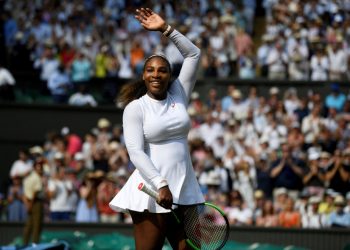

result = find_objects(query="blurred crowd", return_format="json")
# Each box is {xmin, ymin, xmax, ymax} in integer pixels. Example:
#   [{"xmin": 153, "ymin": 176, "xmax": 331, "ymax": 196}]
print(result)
[
  {"xmin": 1, "ymin": 83, "xmax": 350, "ymax": 228},
  {"xmin": 2, "ymin": 0, "xmax": 350, "ymax": 105}
]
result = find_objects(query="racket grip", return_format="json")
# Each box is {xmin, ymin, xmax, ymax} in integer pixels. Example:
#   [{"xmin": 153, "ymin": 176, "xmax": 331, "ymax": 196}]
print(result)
[{"xmin": 138, "ymin": 182, "xmax": 159, "ymax": 200}]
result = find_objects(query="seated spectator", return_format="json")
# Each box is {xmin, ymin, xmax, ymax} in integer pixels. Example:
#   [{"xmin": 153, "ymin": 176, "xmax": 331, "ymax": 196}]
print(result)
[
  {"xmin": 278, "ymin": 197, "xmax": 301, "ymax": 228},
  {"xmin": 325, "ymin": 83, "xmax": 347, "ymax": 112},
  {"xmin": 318, "ymin": 189, "xmax": 336, "ymax": 215},
  {"xmin": 255, "ymin": 199, "xmax": 279, "ymax": 227},
  {"xmin": 68, "ymin": 84, "xmax": 97, "ymax": 107},
  {"xmin": 252, "ymin": 189, "xmax": 266, "ymax": 221},
  {"xmin": 0, "ymin": 63, "xmax": 16, "ymax": 101},
  {"xmin": 327, "ymin": 195, "xmax": 350, "ymax": 228},
  {"xmin": 302, "ymin": 196, "xmax": 326, "ymax": 228},
  {"xmin": 227, "ymin": 190, "xmax": 253, "ymax": 226},
  {"xmin": 273, "ymin": 187, "xmax": 289, "ymax": 213}
]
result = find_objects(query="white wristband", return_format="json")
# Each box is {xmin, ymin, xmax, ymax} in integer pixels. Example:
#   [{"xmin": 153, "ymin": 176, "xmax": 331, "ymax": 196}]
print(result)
[
  {"xmin": 162, "ymin": 25, "xmax": 172, "ymax": 37},
  {"xmin": 157, "ymin": 179, "xmax": 168, "ymax": 190}
]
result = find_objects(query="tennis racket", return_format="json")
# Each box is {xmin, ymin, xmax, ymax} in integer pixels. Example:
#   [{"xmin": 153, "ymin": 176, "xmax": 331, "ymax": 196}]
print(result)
[{"xmin": 138, "ymin": 182, "xmax": 229, "ymax": 250}]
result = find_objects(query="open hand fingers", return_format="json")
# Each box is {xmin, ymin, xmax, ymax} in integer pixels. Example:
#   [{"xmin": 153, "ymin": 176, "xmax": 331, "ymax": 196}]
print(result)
[
  {"xmin": 144, "ymin": 8, "xmax": 153, "ymax": 16},
  {"xmin": 135, "ymin": 9, "xmax": 147, "ymax": 21}
]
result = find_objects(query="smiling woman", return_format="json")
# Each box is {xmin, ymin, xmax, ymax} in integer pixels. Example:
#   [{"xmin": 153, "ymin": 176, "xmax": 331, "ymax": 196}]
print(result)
[
  {"xmin": 143, "ymin": 55, "xmax": 172, "ymax": 100},
  {"xmin": 109, "ymin": 7, "xmax": 204, "ymax": 250}
]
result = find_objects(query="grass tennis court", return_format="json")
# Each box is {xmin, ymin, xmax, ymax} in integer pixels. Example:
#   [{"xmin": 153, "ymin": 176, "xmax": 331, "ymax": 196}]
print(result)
[{"xmin": 4, "ymin": 230, "xmax": 307, "ymax": 250}]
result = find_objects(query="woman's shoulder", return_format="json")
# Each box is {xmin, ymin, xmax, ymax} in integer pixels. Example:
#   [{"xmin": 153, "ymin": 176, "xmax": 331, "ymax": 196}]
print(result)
[{"xmin": 123, "ymin": 98, "xmax": 144, "ymax": 116}]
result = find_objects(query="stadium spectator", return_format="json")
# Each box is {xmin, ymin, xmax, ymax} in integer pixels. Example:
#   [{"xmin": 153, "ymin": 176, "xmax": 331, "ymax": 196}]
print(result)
[
  {"xmin": 95, "ymin": 118, "xmax": 113, "ymax": 149},
  {"xmin": 324, "ymin": 83, "xmax": 347, "ymax": 112},
  {"xmin": 47, "ymin": 64, "xmax": 72, "ymax": 104},
  {"xmin": 327, "ymin": 195, "xmax": 350, "ymax": 228},
  {"xmin": 70, "ymin": 50, "xmax": 93, "ymax": 87},
  {"xmin": 327, "ymin": 38, "xmax": 347, "ymax": 81},
  {"xmin": 9, "ymin": 149, "xmax": 33, "ymax": 179},
  {"xmin": 266, "ymin": 41, "xmax": 288, "ymax": 80},
  {"xmin": 301, "ymin": 196, "xmax": 326, "ymax": 228},
  {"xmin": 97, "ymin": 173, "xmax": 120, "ymax": 223},
  {"xmin": 220, "ymin": 85, "xmax": 236, "ymax": 112},
  {"xmin": 278, "ymin": 197, "xmax": 301, "ymax": 228},
  {"xmin": 302, "ymin": 152, "xmax": 326, "ymax": 197},
  {"xmin": 198, "ymin": 112, "xmax": 224, "ymax": 147},
  {"xmin": 75, "ymin": 171, "xmax": 101, "ymax": 222},
  {"xmin": 227, "ymin": 190, "xmax": 253, "ymax": 226},
  {"xmin": 6, "ymin": 175, "xmax": 26, "ymax": 222},
  {"xmin": 68, "ymin": 84, "xmax": 98, "ymax": 107},
  {"xmin": 310, "ymin": 45, "xmax": 329, "ymax": 81},
  {"xmin": 22, "ymin": 160, "xmax": 45, "ymax": 245},
  {"xmin": 255, "ymin": 199, "xmax": 279, "ymax": 227},
  {"xmin": 47, "ymin": 162, "xmax": 74, "ymax": 221},
  {"xmin": 0, "ymin": 63, "xmax": 16, "ymax": 101},
  {"xmin": 33, "ymin": 44, "xmax": 60, "ymax": 92},
  {"xmin": 238, "ymin": 48, "xmax": 256, "ymax": 79},
  {"xmin": 60, "ymin": 127, "xmax": 82, "ymax": 161},
  {"xmin": 270, "ymin": 144, "xmax": 304, "ymax": 197},
  {"xmin": 325, "ymin": 150, "xmax": 350, "ymax": 196},
  {"xmin": 255, "ymin": 154, "xmax": 273, "ymax": 199}
]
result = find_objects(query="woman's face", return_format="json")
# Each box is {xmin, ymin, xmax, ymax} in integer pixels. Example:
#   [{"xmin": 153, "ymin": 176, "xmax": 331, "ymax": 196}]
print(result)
[{"xmin": 143, "ymin": 57, "xmax": 171, "ymax": 100}]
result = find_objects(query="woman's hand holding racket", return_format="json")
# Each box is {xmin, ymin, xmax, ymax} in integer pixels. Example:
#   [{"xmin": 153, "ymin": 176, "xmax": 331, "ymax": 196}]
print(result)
[
  {"xmin": 138, "ymin": 183, "xmax": 229, "ymax": 250},
  {"xmin": 158, "ymin": 185, "xmax": 173, "ymax": 209}
]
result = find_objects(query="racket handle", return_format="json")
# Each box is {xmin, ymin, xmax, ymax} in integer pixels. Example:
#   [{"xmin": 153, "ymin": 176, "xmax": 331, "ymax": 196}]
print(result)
[{"xmin": 138, "ymin": 182, "xmax": 159, "ymax": 200}]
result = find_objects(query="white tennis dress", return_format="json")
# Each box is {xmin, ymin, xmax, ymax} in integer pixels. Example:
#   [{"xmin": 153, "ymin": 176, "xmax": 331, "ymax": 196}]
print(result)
[{"xmin": 109, "ymin": 30, "xmax": 204, "ymax": 213}]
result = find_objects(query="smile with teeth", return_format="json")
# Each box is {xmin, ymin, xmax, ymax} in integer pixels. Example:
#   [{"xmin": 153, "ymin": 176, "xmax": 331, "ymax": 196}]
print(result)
[{"xmin": 151, "ymin": 81, "xmax": 162, "ymax": 87}]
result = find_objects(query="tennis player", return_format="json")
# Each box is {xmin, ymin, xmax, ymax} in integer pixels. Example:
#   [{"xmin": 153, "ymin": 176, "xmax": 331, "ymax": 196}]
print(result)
[{"xmin": 109, "ymin": 7, "xmax": 204, "ymax": 250}]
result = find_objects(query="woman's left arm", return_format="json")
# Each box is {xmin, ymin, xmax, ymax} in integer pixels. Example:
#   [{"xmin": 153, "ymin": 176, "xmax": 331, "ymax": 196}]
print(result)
[{"xmin": 167, "ymin": 30, "xmax": 201, "ymax": 101}]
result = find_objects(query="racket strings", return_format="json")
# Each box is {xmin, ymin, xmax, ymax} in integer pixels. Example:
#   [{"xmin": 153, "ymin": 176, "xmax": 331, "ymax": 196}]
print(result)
[{"xmin": 182, "ymin": 205, "xmax": 229, "ymax": 250}]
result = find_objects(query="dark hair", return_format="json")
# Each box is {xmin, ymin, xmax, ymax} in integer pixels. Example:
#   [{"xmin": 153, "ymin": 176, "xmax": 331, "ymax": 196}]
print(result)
[
  {"xmin": 117, "ymin": 79, "xmax": 147, "ymax": 107},
  {"xmin": 117, "ymin": 55, "xmax": 172, "ymax": 107}
]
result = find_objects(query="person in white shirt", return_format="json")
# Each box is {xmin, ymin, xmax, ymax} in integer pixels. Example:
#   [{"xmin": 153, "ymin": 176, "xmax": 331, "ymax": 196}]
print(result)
[
  {"xmin": 302, "ymin": 196, "xmax": 327, "ymax": 228},
  {"xmin": 310, "ymin": 46, "xmax": 329, "ymax": 81},
  {"xmin": 9, "ymin": 149, "xmax": 33, "ymax": 179},
  {"xmin": 328, "ymin": 39, "xmax": 348, "ymax": 81},
  {"xmin": 34, "ymin": 46, "xmax": 60, "ymax": 85},
  {"xmin": 198, "ymin": 112, "xmax": 225, "ymax": 147},
  {"xmin": 266, "ymin": 41, "xmax": 288, "ymax": 80},
  {"xmin": 68, "ymin": 84, "xmax": 97, "ymax": 107},
  {"xmin": 0, "ymin": 64, "xmax": 16, "ymax": 101},
  {"xmin": 47, "ymin": 165, "xmax": 74, "ymax": 221}
]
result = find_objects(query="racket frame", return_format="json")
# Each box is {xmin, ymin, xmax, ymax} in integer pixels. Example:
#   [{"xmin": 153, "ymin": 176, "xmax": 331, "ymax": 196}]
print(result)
[{"xmin": 138, "ymin": 182, "xmax": 229, "ymax": 250}]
